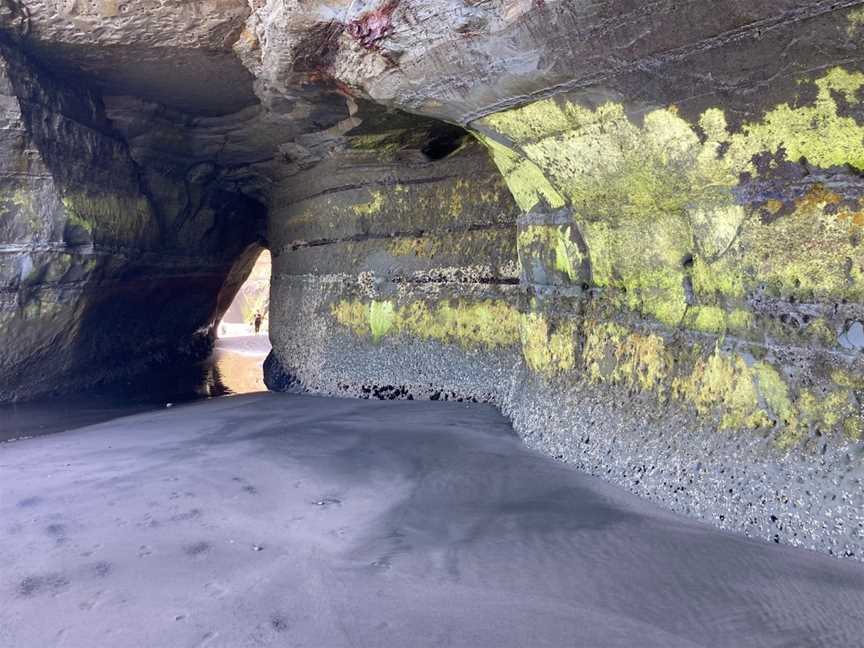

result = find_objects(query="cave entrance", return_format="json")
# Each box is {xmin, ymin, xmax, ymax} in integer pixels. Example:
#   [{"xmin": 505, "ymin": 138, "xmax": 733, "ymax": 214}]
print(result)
[
  {"xmin": 219, "ymin": 249, "xmax": 271, "ymax": 339},
  {"xmin": 207, "ymin": 248, "xmax": 272, "ymax": 395}
]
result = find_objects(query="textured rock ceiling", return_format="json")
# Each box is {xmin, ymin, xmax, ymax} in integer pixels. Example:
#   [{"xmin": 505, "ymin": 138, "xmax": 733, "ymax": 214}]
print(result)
[{"xmin": 7, "ymin": 0, "xmax": 256, "ymax": 115}]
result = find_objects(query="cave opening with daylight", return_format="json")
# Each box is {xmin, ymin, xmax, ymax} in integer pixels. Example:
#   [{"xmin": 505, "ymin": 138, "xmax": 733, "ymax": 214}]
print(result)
[{"xmin": 220, "ymin": 249, "xmax": 272, "ymax": 339}]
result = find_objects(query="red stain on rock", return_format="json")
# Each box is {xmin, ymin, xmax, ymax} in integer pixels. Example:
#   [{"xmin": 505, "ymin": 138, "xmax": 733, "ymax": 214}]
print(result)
[
  {"xmin": 346, "ymin": 1, "xmax": 399, "ymax": 50},
  {"xmin": 332, "ymin": 78, "xmax": 357, "ymax": 97},
  {"xmin": 294, "ymin": 21, "xmax": 345, "ymax": 73}
]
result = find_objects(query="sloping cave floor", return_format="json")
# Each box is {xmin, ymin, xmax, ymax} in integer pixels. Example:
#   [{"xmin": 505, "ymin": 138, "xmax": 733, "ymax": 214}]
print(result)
[{"xmin": 2, "ymin": 391, "xmax": 864, "ymax": 647}]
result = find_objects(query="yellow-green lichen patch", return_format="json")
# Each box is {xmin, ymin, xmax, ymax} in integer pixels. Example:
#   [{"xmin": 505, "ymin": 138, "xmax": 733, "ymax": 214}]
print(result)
[
  {"xmin": 20, "ymin": 296, "xmax": 64, "ymax": 321},
  {"xmin": 741, "ymin": 185, "xmax": 864, "ymax": 302},
  {"xmin": 61, "ymin": 192, "xmax": 157, "ymax": 245},
  {"xmin": 336, "ymin": 298, "xmax": 843, "ymax": 449},
  {"xmin": 351, "ymin": 191, "xmax": 384, "ymax": 217},
  {"xmin": 668, "ymin": 345, "xmax": 848, "ymax": 445},
  {"xmin": 349, "ymin": 131, "xmax": 409, "ymax": 153},
  {"xmin": 520, "ymin": 312, "xmax": 576, "ymax": 374},
  {"xmin": 727, "ymin": 309, "xmax": 754, "ymax": 335},
  {"xmin": 475, "ymin": 68, "xmax": 864, "ymax": 325},
  {"xmin": 331, "ymin": 298, "xmax": 521, "ymax": 349},
  {"xmin": 795, "ymin": 388, "xmax": 859, "ymax": 446},
  {"xmin": 684, "ymin": 306, "xmax": 754, "ymax": 336},
  {"xmin": 673, "ymin": 350, "xmax": 766, "ymax": 430},
  {"xmin": 688, "ymin": 306, "xmax": 728, "ymax": 335},
  {"xmin": 849, "ymin": 7, "xmax": 864, "ymax": 36},
  {"xmin": 753, "ymin": 363, "xmax": 795, "ymax": 427},
  {"xmin": 383, "ymin": 228, "xmax": 517, "ymax": 266},
  {"xmin": 42, "ymin": 253, "xmax": 75, "ymax": 283},
  {"xmin": 735, "ymin": 68, "xmax": 864, "ymax": 171},
  {"xmin": 369, "ymin": 301, "xmax": 395, "ymax": 340},
  {"xmin": 690, "ymin": 255, "xmax": 746, "ymax": 300},
  {"xmin": 582, "ymin": 321, "xmax": 626, "ymax": 383},
  {"xmin": 0, "ymin": 188, "xmax": 44, "ymax": 234},
  {"xmin": 483, "ymin": 100, "xmax": 730, "ymax": 325},
  {"xmin": 331, "ymin": 299, "xmax": 369, "ymax": 337},
  {"xmin": 481, "ymin": 97, "xmax": 588, "ymax": 142},
  {"xmin": 541, "ymin": 313, "xmax": 861, "ymax": 445},
  {"xmin": 517, "ymin": 225, "xmax": 584, "ymax": 282},
  {"xmin": 474, "ymin": 134, "xmax": 565, "ymax": 212},
  {"xmin": 831, "ymin": 368, "xmax": 864, "ymax": 390},
  {"xmin": 398, "ymin": 299, "xmax": 521, "ymax": 348},
  {"xmin": 290, "ymin": 172, "xmax": 511, "ymax": 240},
  {"xmin": 65, "ymin": 210, "xmax": 94, "ymax": 237},
  {"xmin": 843, "ymin": 415, "xmax": 863, "ymax": 441},
  {"xmin": 807, "ymin": 319, "xmax": 837, "ymax": 346},
  {"xmin": 582, "ymin": 321, "xmax": 670, "ymax": 393},
  {"xmin": 386, "ymin": 237, "xmax": 429, "ymax": 258},
  {"xmin": 581, "ymin": 218, "xmax": 692, "ymax": 326}
]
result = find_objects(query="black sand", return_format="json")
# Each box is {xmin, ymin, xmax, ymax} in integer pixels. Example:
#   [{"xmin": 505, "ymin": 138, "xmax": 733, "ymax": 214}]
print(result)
[{"xmin": 2, "ymin": 393, "xmax": 864, "ymax": 646}]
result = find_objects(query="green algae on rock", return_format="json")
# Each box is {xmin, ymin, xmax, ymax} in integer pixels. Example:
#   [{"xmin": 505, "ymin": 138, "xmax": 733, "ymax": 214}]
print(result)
[
  {"xmin": 520, "ymin": 310, "xmax": 576, "ymax": 374},
  {"xmin": 474, "ymin": 67, "xmax": 864, "ymax": 328},
  {"xmin": 332, "ymin": 298, "xmax": 522, "ymax": 349}
]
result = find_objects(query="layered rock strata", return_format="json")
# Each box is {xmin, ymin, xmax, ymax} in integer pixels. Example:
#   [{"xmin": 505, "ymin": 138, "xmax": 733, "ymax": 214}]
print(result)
[{"xmin": 261, "ymin": 1, "xmax": 864, "ymax": 557}]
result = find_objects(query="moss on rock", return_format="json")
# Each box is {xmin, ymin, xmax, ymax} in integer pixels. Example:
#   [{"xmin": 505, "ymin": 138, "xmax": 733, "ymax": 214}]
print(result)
[
  {"xmin": 473, "ymin": 66, "xmax": 864, "ymax": 335},
  {"xmin": 520, "ymin": 310, "xmax": 576, "ymax": 374},
  {"xmin": 331, "ymin": 297, "xmax": 521, "ymax": 349}
]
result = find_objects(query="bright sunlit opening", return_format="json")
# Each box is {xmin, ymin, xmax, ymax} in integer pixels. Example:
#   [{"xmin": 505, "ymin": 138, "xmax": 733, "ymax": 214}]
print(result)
[{"xmin": 219, "ymin": 249, "xmax": 271, "ymax": 338}]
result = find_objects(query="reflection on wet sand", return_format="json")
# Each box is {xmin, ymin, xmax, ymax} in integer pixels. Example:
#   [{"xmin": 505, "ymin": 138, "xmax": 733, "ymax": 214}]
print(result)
[
  {"xmin": 209, "ymin": 335, "xmax": 269, "ymax": 395},
  {"xmin": 0, "ymin": 335, "xmax": 270, "ymax": 441}
]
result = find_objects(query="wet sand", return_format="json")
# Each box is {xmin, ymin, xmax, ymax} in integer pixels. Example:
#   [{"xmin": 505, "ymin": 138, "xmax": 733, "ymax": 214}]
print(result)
[
  {"xmin": 0, "ymin": 335, "xmax": 270, "ymax": 442},
  {"xmin": 2, "ymin": 393, "xmax": 863, "ymax": 647}
]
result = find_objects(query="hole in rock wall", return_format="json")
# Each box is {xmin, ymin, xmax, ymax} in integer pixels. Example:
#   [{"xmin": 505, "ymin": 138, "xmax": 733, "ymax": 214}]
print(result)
[
  {"xmin": 421, "ymin": 123, "xmax": 469, "ymax": 161},
  {"xmin": 219, "ymin": 249, "xmax": 271, "ymax": 338},
  {"xmin": 1, "ymin": 249, "xmax": 272, "ymax": 439},
  {"xmin": 212, "ymin": 249, "xmax": 272, "ymax": 393}
]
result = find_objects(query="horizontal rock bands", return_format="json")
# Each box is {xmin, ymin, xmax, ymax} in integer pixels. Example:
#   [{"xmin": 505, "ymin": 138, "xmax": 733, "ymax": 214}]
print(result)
[
  {"xmin": 275, "ymin": 172, "xmax": 468, "ymax": 205},
  {"xmin": 273, "ymin": 222, "xmax": 515, "ymax": 255},
  {"xmin": 0, "ymin": 243, "xmax": 245, "ymax": 265},
  {"xmin": 461, "ymin": 0, "xmax": 864, "ymax": 123}
]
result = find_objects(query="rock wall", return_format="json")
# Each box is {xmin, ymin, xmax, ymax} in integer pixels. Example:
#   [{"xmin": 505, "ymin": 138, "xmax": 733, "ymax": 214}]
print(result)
[
  {"xmin": 260, "ymin": 1, "xmax": 864, "ymax": 557},
  {"xmin": 266, "ymin": 117, "xmax": 523, "ymax": 400},
  {"xmin": 0, "ymin": 38, "xmax": 265, "ymax": 400}
]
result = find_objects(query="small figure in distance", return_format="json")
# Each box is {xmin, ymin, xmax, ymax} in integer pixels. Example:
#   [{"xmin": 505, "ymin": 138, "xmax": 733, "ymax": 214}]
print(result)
[{"xmin": 254, "ymin": 311, "xmax": 263, "ymax": 335}]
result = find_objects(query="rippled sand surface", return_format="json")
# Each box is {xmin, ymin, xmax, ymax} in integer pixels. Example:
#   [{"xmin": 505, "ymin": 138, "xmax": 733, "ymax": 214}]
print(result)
[{"xmin": 2, "ymin": 393, "xmax": 863, "ymax": 647}]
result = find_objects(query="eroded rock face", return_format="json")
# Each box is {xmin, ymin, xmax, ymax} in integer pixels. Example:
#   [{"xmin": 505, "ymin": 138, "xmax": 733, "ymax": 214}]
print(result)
[
  {"xmin": 1, "ymin": 0, "xmax": 864, "ymax": 557},
  {"xmin": 0, "ymin": 37, "xmax": 265, "ymax": 400},
  {"xmin": 256, "ymin": 0, "xmax": 864, "ymax": 557}
]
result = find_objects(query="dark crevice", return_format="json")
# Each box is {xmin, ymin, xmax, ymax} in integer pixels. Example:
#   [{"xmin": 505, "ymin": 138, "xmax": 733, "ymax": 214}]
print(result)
[{"xmin": 421, "ymin": 123, "xmax": 469, "ymax": 161}]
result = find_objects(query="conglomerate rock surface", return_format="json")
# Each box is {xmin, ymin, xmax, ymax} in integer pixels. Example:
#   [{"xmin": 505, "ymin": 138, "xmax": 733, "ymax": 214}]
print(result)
[{"xmin": 2, "ymin": 0, "xmax": 864, "ymax": 557}]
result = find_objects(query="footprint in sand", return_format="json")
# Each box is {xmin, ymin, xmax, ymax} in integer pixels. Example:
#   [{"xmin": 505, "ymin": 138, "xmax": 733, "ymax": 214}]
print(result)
[
  {"xmin": 91, "ymin": 561, "xmax": 112, "ymax": 578},
  {"xmin": 194, "ymin": 631, "xmax": 219, "ymax": 646},
  {"xmin": 78, "ymin": 589, "xmax": 105, "ymax": 611},
  {"xmin": 17, "ymin": 573, "xmax": 71, "ymax": 598},
  {"xmin": 183, "ymin": 541, "xmax": 212, "ymax": 559},
  {"xmin": 204, "ymin": 581, "xmax": 229, "ymax": 599},
  {"xmin": 270, "ymin": 614, "xmax": 289, "ymax": 633}
]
